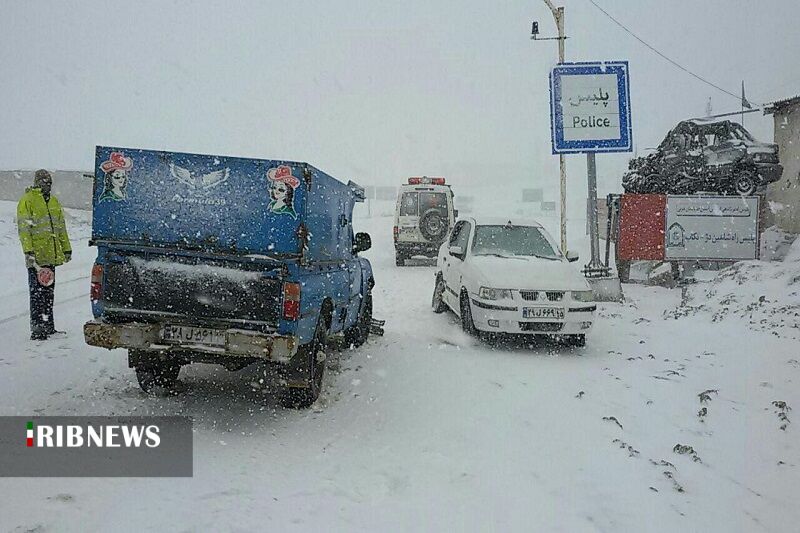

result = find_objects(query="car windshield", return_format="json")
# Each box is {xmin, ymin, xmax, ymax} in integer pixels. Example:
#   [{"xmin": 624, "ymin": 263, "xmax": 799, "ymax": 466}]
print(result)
[
  {"xmin": 472, "ymin": 225, "xmax": 559, "ymax": 258},
  {"xmin": 728, "ymin": 123, "xmax": 755, "ymax": 142}
]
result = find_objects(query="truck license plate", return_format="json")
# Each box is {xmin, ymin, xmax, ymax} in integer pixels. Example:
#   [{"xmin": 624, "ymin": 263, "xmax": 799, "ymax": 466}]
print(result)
[
  {"xmin": 523, "ymin": 307, "xmax": 564, "ymax": 319},
  {"xmin": 160, "ymin": 325, "xmax": 226, "ymax": 347}
]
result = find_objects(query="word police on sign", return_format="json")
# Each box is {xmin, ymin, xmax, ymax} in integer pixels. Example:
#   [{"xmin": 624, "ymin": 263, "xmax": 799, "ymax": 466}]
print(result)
[{"xmin": 550, "ymin": 61, "xmax": 632, "ymax": 154}]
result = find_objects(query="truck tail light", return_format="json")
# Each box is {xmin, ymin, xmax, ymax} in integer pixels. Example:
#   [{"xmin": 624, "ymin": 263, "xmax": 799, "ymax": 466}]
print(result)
[
  {"xmin": 90, "ymin": 263, "xmax": 103, "ymax": 301},
  {"xmin": 393, "ymin": 226, "xmax": 399, "ymax": 240},
  {"xmin": 282, "ymin": 282, "xmax": 301, "ymax": 320}
]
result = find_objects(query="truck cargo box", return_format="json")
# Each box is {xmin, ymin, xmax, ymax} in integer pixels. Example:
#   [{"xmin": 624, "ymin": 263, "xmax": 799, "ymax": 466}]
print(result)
[{"xmin": 91, "ymin": 146, "xmax": 364, "ymax": 261}]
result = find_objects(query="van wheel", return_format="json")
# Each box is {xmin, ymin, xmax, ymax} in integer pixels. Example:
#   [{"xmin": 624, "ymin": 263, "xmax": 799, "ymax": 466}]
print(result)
[
  {"xmin": 134, "ymin": 359, "xmax": 181, "ymax": 393},
  {"xmin": 395, "ymin": 253, "xmax": 405, "ymax": 266},
  {"xmin": 460, "ymin": 291, "xmax": 477, "ymax": 335},
  {"xmin": 432, "ymin": 274, "xmax": 447, "ymax": 313},
  {"xmin": 344, "ymin": 292, "xmax": 372, "ymax": 348},
  {"xmin": 279, "ymin": 312, "xmax": 328, "ymax": 409}
]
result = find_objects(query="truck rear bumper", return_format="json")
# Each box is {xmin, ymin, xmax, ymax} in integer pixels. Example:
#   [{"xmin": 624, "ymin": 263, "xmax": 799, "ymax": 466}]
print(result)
[{"xmin": 83, "ymin": 320, "xmax": 298, "ymax": 363}]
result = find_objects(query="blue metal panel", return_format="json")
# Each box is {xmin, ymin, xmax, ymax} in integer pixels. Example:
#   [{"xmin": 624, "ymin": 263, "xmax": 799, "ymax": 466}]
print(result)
[
  {"xmin": 549, "ymin": 61, "xmax": 633, "ymax": 154},
  {"xmin": 92, "ymin": 146, "xmax": 310, "ymax": 256}
]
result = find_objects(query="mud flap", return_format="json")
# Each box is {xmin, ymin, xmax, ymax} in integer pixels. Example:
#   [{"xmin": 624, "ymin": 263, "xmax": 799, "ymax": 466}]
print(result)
[{"xmin": 370, "ymin": 318, "xmax": 386, "ymax": 336}]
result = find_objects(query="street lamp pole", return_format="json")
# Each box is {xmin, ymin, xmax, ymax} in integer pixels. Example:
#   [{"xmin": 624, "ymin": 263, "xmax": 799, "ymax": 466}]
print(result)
[{"xmin": 542, "ymin": 0, "xmax": 568, "ymax": 252}]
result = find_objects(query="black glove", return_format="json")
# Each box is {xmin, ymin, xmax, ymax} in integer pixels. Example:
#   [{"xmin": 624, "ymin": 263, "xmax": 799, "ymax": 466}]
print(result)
[
  {"xmin": 25, "ymin": 253, "xmax": 37, "ymax": 269},
  {"xmin": 64, "ymin": 251, "xmax": 72, "ymax": 263}
]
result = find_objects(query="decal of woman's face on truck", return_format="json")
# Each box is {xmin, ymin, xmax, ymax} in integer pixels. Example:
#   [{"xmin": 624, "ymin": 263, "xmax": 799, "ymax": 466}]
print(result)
[
  {"xmin": 267, "ymin": 165, "xmax": 300, "ymax": 219},
  {"xmin": 99, "ymin": 151, "xmax": 133, "ymax": 203}
]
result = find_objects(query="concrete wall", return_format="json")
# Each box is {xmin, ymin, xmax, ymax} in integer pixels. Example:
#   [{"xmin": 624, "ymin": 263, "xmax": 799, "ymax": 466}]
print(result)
[
  {"xmin": 0, "ymin": 170, "xmax": 93, "ymax": 211},
  {"xmin": 767, "ymin": 104, "xmax": 800, "ymax": 233}
]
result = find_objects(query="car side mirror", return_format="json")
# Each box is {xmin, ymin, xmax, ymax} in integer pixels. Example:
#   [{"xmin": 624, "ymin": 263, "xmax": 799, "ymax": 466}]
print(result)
[
  {"xmin": 566, "ymin": 250, "xmax": 579, "ymax": 262},
  {"xmin": 453, "ymin": 209, "xmax": 459, "ymax": 218},
  {"xmin": 353, "ymin": 232, "xmax": 371, "ymax": 254},
  {"xmin": 449, "ymin": 245, "xmax": 464, "ymax": 257}
]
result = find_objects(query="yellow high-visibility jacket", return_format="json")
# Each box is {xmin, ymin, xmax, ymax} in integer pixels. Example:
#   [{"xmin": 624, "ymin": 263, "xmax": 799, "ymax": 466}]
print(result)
[{"xmin": 16, "ymin": 187, "xmax": 72, "ymax": 267}]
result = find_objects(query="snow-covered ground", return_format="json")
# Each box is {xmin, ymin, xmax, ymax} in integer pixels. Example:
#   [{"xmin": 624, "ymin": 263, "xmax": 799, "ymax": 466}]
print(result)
[{"xmin": 0, "ymin": 199, "xmax": 798, "ymax": 532}]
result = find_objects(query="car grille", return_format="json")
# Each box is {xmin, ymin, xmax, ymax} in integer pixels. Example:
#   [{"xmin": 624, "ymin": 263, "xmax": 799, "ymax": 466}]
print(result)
[
  {"xmin": 519, "ymin": 322, "xmax": 563, "ymax": 332},
  {"xmin": 520, "ymin": 290, "xmax": 564, "ymax": 302}
]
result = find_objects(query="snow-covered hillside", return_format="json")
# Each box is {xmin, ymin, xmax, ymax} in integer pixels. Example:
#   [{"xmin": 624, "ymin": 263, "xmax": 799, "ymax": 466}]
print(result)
[{"xmin": 0, "ymin": 200, "xmax": 798, "ymax": 532}]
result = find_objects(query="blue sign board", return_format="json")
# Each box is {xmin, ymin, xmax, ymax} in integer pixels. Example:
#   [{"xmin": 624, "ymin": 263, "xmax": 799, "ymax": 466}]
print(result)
[{"xmin": 550, "ymin": 61, "xmax": 632, "ymax": 154}]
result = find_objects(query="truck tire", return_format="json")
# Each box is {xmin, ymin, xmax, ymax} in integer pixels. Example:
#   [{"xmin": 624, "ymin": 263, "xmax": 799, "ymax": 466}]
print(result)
[
  {"xmin": 432, "ymin": 274, "xmax": 447, "ymax": 313},
  {"xmin": 419, "ymin": 208, "xmax": 448, "ymax": 243},
  {"xmin": 344, "ymin": 292, "xmax": 372, "ymax": 348},
  {"xmin": 279, "ymin": 312, "xmax": 329, "ymax": 409},
  {"xmin": 460, "ymin": 290, "xmax": 478, "ymax": 336},
  {"xmin": 134, "ymin": 357, "xmax": 181, "ymax": 393},
  {"xmin": 395, "ymin": 253, "xmax": 405, "ymax": 267}
]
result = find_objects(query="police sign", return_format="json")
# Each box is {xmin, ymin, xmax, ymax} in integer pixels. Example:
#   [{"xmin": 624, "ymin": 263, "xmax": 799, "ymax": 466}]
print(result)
[{"xmin": 550, "ymin": 61, "xmax": 632, "ymax": 154}]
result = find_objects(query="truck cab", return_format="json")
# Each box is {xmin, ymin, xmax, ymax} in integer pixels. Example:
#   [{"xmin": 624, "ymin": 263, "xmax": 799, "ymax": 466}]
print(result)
[
  {"xmin": 393, "ymin": 176, "xmax": 456, "ymax": 266},
  {"xmin": 83, "ymin": 146, "xmax": 374, "ymax": 408}
]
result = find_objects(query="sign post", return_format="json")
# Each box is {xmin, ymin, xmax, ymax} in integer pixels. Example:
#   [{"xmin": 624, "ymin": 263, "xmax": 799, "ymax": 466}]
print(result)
[{"xmin": 550, "ymin": 61, "xmax": 632, "ymax": 299}]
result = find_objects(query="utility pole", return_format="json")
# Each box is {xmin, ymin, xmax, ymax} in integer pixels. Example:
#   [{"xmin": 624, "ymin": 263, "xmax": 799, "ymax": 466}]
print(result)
[{"xmin": 542, "ymin": 0, "xmax": 568, "ymax": 252}]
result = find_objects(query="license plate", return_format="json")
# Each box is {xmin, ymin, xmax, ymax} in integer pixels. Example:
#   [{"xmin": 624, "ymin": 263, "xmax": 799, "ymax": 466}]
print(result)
[
  {"xmin": 523, "ymin": 307, "xmax": 564, "ymax": 319},
  {"xmin": 160, "ymin": 324, "xmax": 226, "ymax": 347}
]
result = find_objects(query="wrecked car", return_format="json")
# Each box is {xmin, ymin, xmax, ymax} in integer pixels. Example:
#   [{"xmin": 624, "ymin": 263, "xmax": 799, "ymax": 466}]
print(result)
[{"xmin": 622, "ymin": 119, "xmax": 782, "ymax": 196}]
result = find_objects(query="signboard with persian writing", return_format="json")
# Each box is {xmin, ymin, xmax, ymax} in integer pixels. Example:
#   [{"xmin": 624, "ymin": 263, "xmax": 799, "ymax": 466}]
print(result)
[
  {"xmin": 664, "ymin": 195, "xmax": 759, "ymax": 261},
  {"xmin": 550, "ymin": 61, "xmax": 632, "ymax": 154}
]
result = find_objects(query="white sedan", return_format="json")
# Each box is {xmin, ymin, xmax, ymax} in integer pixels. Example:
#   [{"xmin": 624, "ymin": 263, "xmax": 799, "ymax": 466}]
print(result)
[{"xmin": 432, "ymin": 217, "xmax": 595, "ymax": 346}]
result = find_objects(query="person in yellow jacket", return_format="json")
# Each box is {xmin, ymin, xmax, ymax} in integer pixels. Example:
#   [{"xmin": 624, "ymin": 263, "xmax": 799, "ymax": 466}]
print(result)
[{"xmin": 17, "ymin": 169, "xmax": 72, "ymax": 340}]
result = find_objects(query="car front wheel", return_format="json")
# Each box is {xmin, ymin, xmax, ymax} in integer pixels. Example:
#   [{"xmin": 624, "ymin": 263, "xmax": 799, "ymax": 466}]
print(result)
[
  {"xmin": 460, "ymin": 291, "xmax": 478, "ymax": 335},
  {"xmin": 432, "ymin": 275, "xmax": 447, "ymax": 313},
  {"xmin": 733, "ymin": 172, "xmax": 757, "ymax": 196}
]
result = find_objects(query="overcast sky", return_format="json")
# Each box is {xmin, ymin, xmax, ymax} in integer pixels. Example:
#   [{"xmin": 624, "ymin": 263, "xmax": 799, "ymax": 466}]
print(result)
[{"xmin": 1, "ymin": 0, "xmax": 798, "ymax": 205}]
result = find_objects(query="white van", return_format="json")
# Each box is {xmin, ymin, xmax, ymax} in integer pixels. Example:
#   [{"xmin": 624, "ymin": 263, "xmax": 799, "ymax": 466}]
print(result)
[{"xmin": 393, "ymin": 177, "xmax": 456, "ymax": 266}]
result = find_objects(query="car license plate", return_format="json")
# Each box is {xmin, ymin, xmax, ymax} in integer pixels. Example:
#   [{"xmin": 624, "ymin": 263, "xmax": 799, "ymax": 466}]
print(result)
[
  {"xmin": 523, "ymin": 307, "xmax": 564, "ymax": 319},
  {"xmin": 160, "ymin": 324, "xmax": 226, "ymax": 347}
]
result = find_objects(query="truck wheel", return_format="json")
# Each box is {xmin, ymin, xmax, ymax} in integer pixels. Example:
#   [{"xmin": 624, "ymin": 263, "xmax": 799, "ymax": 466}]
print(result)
[
  {"xmin": 279, "ymin": 313, "xmax": 328, "ymax": 409},
  {"xmin": 460, "ymin": 291, "xmax": 478, "ymax": 336},
  {"xmin": 134, "ymin": 361, "xmax": 181, "ymax": 393},
  {"xmin": 432, "ymin": 274, "xmax": 447, "ymax": 313},
  {"xmin": 344, "ymin": 292, "xmax": 372, "ymax": 348},
  {"xmin": 733, "ymin": 172, "xmax": 757, "ymax": 196},
  {"xmin": 395, "ymin": 253, "xmax": 405, "ymax": 266}
]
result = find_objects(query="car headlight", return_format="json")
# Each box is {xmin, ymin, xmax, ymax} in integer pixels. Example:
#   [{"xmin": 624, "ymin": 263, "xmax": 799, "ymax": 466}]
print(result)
[
  {"xmin": 479, "ymin": 287, "xmax": 513, "ymax": 300},
  {"xmin": 572, "ymin": 290, "xmax": 594, "ymax": 302},
  {"xmin": 752, "ymin": 152, "xmax": 777, "ymax": 163}
]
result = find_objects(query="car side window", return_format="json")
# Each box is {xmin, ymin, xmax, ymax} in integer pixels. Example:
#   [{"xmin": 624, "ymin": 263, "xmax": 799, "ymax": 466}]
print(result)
[
  {"xmin": 449, "ymin": 221, "xmax": 465, "ymax": 246},
  {"xmin": 455, "ymin": 222, "xmax": 471, "ymax": 250}
]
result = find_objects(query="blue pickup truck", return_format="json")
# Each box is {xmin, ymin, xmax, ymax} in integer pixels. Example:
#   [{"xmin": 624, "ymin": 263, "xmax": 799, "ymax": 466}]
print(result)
[{"xmin": 83, "ymin": 146, "xmax": 374, "ymax": 407}]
